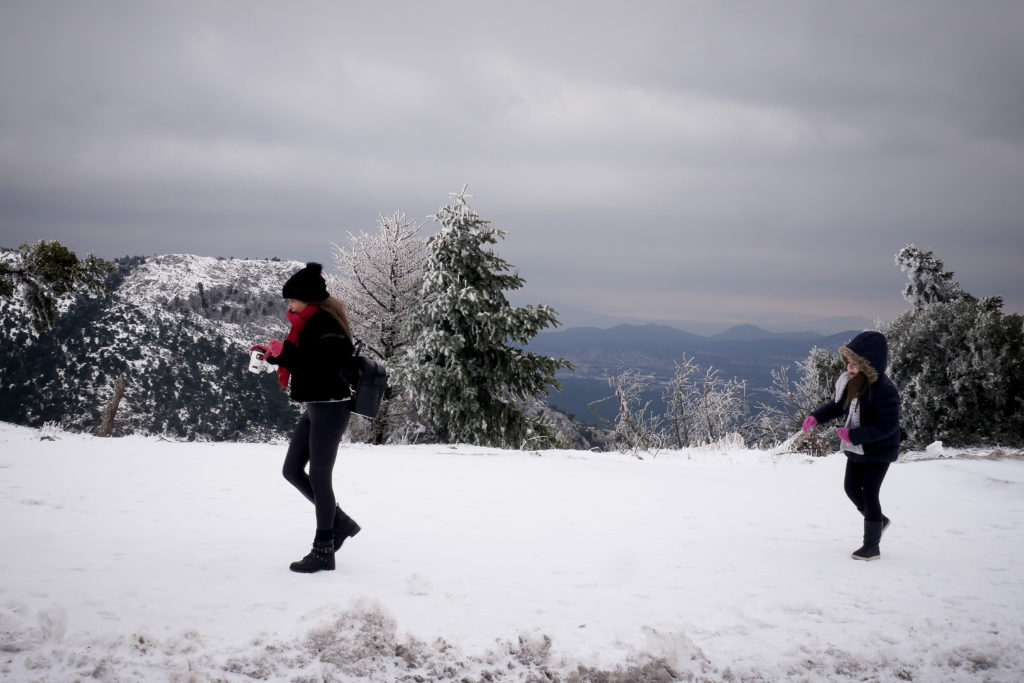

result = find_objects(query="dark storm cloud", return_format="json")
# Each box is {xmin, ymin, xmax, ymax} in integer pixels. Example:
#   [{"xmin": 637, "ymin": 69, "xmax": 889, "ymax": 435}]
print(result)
[{"xmin": 1, "ymin": 1, "xmax": 1022, "ymax": 332}]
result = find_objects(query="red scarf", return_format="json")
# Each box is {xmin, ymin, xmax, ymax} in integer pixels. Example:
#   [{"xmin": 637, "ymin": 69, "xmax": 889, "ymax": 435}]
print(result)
[{"xmin": 277, "ymin": 304, "xmax": 319, "ymax": 389}]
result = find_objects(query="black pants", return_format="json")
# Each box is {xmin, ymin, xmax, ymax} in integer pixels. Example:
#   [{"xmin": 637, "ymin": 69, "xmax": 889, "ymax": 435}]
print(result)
[
  {"xmin": 843, "ymin": 458, "xmax": 890, "ymax": 522},
  {"xmin": 282, "ymin": 402, "xmax": 351, "ymax": 531}
]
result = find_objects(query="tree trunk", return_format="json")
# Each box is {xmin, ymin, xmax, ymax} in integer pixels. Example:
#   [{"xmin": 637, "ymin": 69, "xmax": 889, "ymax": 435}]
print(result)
[
  {"xmin": 369, "ymin": 386, "xmax": 396, "ymax": 445},
  {"xmin": 98, "ymin": 377, "xmax": 126, "ymax": 437}
]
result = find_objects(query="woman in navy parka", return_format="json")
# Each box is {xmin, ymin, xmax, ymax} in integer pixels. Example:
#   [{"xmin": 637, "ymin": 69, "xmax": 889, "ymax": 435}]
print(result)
[{"xmin": 803, "ymin": 331, "xmax": 901, "ymax": 561}]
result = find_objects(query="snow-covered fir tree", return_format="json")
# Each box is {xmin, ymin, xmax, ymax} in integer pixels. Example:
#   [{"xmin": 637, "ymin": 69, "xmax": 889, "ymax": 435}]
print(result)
[
  {"xmin": 885, "ymin": 245, "xmax": 1024, "ymax": 447},
  {"xmin": 400, "ymin": 188, "xmax": 573, "ymax": 448},
  {"xmin": 329, "ymin": 212, "xmax": 427, "ymax": 444},
  {"xmin": 895, "ymin": 244, "xmax": 964, "ymax": 310}
]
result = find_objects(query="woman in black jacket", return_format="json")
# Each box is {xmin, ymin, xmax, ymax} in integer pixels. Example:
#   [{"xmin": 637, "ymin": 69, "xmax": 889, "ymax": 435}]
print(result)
[
  {"xmin": 803, "ymin": 330, "xmax": 901, "ymax": 561},
  {"xmin": 265, "ymin": 263, "xmax": 362, "ymax": 573}
]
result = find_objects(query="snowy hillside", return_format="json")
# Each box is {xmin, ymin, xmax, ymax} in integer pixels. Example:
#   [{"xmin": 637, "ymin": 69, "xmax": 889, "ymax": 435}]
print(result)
[
  {"xmin": 2, "ymin": 422, "xmax": 1022, "ymax": 681},
  {"xmin": 119, "ymin": 254, "xmax": 296, "ymax": 305},
  {"xmin": 0, "ymin": 254, "xmax": 305, "ymax": 440},
  {"xmin": 116, "ymin": 254, "xmax": 303, "ymax": 348}
]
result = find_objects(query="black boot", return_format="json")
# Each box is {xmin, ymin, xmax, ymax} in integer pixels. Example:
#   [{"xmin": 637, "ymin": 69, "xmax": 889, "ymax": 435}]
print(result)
[
  {"xmin": 858, "ymin": 508, "xmax": 892, "ymax": 537},
  {"xmin": 290, "ymin": 533, "xmax": 336, "ymax": 573},
  {"xmin": 852, "ymin": 520, "xmax": 884, "ymax": 561},
  {"xmin": 333, "ymin": 506, "xmax": 361, "ymax": 552}
]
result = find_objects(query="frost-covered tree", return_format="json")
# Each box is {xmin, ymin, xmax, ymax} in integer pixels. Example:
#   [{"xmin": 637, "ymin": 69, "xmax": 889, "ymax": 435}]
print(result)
[
  {"xmin": 590, "ymin": 353, "xmax": 771, "ymax": 454},
  {"xmin": 767, "ymin": 347, "xmax": 842, "ymax": 421},
  {"xmin": 887, "ymin": 244, "xmax": 1024, "ymax": 447},
  {"xmin": 329, "ymin": 212, "xmax": 427, "ymax": 444},
  {"xmin": 895, "ymin": 244, "xmax": 964, "ymax": 310},
  {"xmin": 663, "ymin": 354, "xmax": 761, "ymax": 448},
  {"xmin": 589, "ymin": 364, "xmax": 663, "ymax": 457},
  {"xmin": 0, "ymin": 241, "xmax": 115, "ymax": 333},
  {"xmin": 663, "ymin": 355, "xmax": 700, "ymax": 449},
  {"xmin": 401, "ymin": 188, "xmax": 573, "ymax": 448},
  {"xmin": 764, "ymin": 347, "xmax": 845, "ymax": 454},
  {"xmin": 885, "ymin": 295, "xmax": 1024, "ymax": 448}
]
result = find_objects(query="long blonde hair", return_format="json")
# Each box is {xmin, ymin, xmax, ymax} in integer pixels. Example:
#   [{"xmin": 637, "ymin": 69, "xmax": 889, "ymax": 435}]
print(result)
[
  {"xmin": 318, "ymin": 296, "xmax": 353, "ymax": 340},
  {"xmin": 839, "ymin": 347, "xmax": 870, "ymax": 409}
]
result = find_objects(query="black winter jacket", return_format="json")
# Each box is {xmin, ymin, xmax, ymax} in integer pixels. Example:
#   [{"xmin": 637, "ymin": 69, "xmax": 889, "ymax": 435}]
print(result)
[
  {"xmin": 273, "ymin": 309, "xmax": 360, "ymax": 403},
  {"xmin": 811, "ymin": 331, "xmax": 901, "ymax": 463}
]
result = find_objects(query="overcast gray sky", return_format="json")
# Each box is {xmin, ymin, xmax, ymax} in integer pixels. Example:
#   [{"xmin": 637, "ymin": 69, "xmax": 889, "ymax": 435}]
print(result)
[{"xmin": 2, "ymin": 2, "xmax": 1022, "ymax": 334}]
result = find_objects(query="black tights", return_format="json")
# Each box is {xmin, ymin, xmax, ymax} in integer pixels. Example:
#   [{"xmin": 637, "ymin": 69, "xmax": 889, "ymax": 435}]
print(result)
[
  {"xmin": 282, "ymin": 402, "xmax": 351, "ymax": 531},
  {"xmin": 843, "ymin": 459, "xmax": 890, "ymax": 522}
]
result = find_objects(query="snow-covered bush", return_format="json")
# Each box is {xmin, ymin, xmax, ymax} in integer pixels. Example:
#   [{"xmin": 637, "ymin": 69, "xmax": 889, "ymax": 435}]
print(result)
[
  {"xmin": 885, "ymin": 295, "xmax": 1024, "ymax": 448},
  {"xmin": 589, "ymin": 364, "xmax": 664, "ymax": 455},
  {"xmin": 594, "ymin": 354, "xmax": 775, "ymax": 454},
  {"xmin": 888, "ymin": 245, "xmax": 1024, "ymax": 447},
  {"xmin": 763, "ymin": 346, "xmax": 845, "ymax": 453},
  {"xmin": 663, "ymin": 354, "xmax": 760, "ymax": 448}
]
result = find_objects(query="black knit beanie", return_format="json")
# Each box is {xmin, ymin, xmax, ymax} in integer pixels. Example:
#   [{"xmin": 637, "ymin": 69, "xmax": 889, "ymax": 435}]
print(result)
[{"xmin": 282, "ymin": 262, "xmax": 329, "ymax": 302}]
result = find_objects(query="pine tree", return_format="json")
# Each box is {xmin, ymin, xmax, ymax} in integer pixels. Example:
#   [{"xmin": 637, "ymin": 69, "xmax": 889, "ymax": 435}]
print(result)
[
  {"xmin": 401, "ymin": 187, "xmax": 573, "ymax": 448},
  {"xmin": 886, "ymin": 245, "xmax": 1024, "ymax": 447},
  {"xmin": 0, "ymin": 241, "xmax": 115, "ymax": 333},
  {"xmin": 329, "ymin": 212, "xmax": 427, "ymax": 444},
  {"xmin": 895, "ymin": 244, "xmax": 964, "ymax": 310}
]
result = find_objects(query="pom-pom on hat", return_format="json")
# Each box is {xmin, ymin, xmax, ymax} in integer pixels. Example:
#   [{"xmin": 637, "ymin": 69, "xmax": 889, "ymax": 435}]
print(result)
[{"xmin": 282, "ymin": 262, "xmax": 329, "ymax": 302}]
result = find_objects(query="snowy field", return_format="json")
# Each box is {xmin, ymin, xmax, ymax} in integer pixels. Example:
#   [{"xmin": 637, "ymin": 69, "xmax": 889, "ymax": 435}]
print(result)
[{"xmin": 1, "ymin": 422, "xmax": 1023, "ymax": 682}]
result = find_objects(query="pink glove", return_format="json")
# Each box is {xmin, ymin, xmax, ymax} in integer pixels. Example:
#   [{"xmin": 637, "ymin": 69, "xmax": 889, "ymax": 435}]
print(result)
[
  {"xmin": 267, "ymin": 339, "xmax": 284, "ymax": 357},
  {"xmin": 837, "ymin": 427, "xmax": 851, "ymax": 442},
  {"xmin": 801, "ymin": 415, "xmax": 817, "ymax": 433}
]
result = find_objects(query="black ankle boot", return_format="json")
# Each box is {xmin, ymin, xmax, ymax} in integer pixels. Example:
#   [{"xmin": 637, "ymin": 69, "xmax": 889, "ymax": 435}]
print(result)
[
  {"xmin": 333, "ymin": 506, "xmax": 361, "ymax": 552},
  {"xmin": 852, "ymin": 520, "xmax": 884, "ymax": 561},
  {"xmin": 290, "ymin": 535, "xmax": 336, "ymax": 573}
]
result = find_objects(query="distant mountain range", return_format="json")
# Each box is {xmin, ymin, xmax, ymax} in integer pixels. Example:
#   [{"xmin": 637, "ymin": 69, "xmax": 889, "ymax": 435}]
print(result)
[
  {"xmin": 526, "ymin": 323, "xmax": 861, "ymax": 425},
  {"xmin": 510, "ymin": 296, "xmax": 875, "ymax": 336}
]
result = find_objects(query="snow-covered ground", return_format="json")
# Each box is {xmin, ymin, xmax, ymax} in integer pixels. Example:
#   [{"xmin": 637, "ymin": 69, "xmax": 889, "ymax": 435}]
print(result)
[{"xmin": 1, "ymin": 422, "xmax": 1022, "ymax": 682}]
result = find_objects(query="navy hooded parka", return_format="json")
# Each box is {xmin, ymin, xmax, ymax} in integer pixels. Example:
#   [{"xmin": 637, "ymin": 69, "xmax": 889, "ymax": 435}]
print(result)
[{"xmin": 811, "ymin": 331, "xmax": 901, "ymax": 463}]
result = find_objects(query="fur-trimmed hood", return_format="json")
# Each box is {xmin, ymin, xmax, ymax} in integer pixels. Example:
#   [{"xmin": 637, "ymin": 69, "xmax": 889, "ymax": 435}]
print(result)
[{"xmin": 839, "ymin": 331, "xmax": 888, "ymax": 385}]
